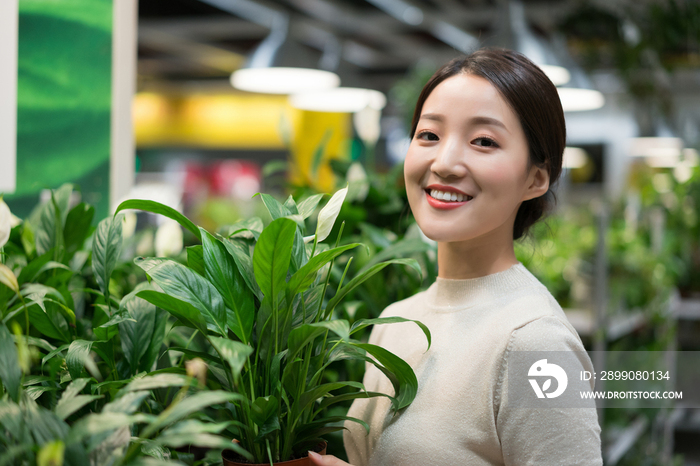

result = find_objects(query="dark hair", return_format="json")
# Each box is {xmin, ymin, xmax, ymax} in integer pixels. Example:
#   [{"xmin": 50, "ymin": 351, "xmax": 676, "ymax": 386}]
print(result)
[{"xmin": 410, "ymin": 48, "xmax": 565, "ymax": 241}]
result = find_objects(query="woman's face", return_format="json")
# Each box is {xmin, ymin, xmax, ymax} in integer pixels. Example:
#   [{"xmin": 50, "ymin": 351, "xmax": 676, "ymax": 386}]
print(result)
[{"xmin": 404, "ymin": 73, "xmax": 548, "ymax": 244}]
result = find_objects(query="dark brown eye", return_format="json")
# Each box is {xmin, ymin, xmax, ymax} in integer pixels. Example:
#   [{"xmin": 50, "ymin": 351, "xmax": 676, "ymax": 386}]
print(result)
[
  {"xmin": 417, "ymin": 131, "xmax": 439, "ymax": 141},
  {"xmin": 473, "ymin": 137, "xmax": 498, "ymax": 148}
]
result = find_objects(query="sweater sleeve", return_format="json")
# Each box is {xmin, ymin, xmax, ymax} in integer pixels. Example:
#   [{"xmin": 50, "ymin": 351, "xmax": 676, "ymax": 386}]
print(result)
[{"xmin": 496, "ymin": 316, "xmax": 603, "ymax": 466}]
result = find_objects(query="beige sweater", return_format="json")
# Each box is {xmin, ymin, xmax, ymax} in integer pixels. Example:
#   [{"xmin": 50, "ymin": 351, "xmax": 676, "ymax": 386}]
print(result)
[{"xmin": 343, "ymin": 262, "xmax": 602, "ymax": 466}]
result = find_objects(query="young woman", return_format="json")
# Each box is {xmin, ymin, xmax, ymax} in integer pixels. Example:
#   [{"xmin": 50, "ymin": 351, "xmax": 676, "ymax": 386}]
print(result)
[{"xmin": 309, "ymin": 48, "xmax": 602, "ymax": 466}]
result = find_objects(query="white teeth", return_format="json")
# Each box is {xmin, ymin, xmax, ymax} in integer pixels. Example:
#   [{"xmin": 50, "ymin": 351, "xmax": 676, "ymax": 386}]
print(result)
[{"xmin": 428, "ymin": 189, "xmax": 471, "ymax": 202}]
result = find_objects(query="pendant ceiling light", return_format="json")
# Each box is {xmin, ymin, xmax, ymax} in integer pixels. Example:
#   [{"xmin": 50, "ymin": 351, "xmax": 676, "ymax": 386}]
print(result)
[
  {"xmin": 628, "ymin": 119, "xmax": 693, "ymax": 168},
  {"xmin": 289, "ymin": 88, "xmax": 386, "ymax": 113},
  {"xmin": 490, "ymin": 0, "xmax": 605, "ymax": 112},
  {"xmin": 199, "ymin": 0, "xmax": 340, "ymax": 95}
]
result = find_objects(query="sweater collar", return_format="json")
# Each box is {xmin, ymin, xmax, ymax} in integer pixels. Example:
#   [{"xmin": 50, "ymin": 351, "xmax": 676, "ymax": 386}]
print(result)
[{"xmin": 425, "ymin": 262, "xmax": 533, "ymax": 311}]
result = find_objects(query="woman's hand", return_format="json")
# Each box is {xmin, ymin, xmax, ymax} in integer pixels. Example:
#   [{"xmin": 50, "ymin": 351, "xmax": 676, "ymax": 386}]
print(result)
[{"xmin": 307, "ymin": 451, "xmax": 353, "ymax": 466}]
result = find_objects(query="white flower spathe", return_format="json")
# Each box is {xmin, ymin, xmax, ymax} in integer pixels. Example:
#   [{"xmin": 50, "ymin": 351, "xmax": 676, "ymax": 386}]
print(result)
[
  {"xmin": 122, "ymin": 212, "xmax": 137, "ymax": 240},
  {"xmin": 155, "ymin": 219, "xmax": 183, "ymax": 257},
  {"xmin": 346, "ymin": 162, "xmax": 369, "ymax": 203},
  {"xmin": 0, "ymin": 200, "xmax": 12, "ymax": 248},
  {"xmin": 353, "ymin": 106, "xmax": 382, "ymax": 147}
]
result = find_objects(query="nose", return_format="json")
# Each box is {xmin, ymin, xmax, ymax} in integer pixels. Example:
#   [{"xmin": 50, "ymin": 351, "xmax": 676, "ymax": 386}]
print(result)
[{"xmin": 430, "ymin": 137, "xmax": 468, "ymax": 180}]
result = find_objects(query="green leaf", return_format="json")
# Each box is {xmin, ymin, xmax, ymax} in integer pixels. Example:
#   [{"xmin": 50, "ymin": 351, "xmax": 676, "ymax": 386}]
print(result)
[
  {"xmin": 55, "ymin": 378, "xmax": 102, "ymax": 420},
  {"xmin": 326, "ymin": 258, "xmax": 422, "ymax": 316},
  {"xmin": 21, "ymin": 221, "xmax": 36, "ymax": 256},
  {"xmin": 17, "ymin": 335, "xmax": 56, "ymax": 353},
  {"xmin": 350, "ymin": 317, "xmax": 431, "ymax": 349},
  {"xmin": 223, "ymin": 217, "xmax": 263, "ymax": 240},
  {"xmin": 28, "ymin": 261, "xmax": 73, "ymax": 284},
  {"xmin": 290, "ymin": 227, "xmax": 308, "ymax": 274},
  {"xmin": 250, "ymin": 395, "xmax": 278, "ymax": 428},
  {"xmin": 186, "ymin": 245, "xmax": 205, "ymax": 276},
  {"xmin": 23, "ymin": 299, "xmax": 71, "ymax": 343},
  {"xmin": 119, "ymin": 293, "xmax": 156, "ymax": 375},
  {"xmin": 122, "ymin": 373, "xmax": 190, "ymax": 392},
  {"xmin": 66, "ymin": 340, "xmax": 94, "ymax": 381},
  {"xmin": 145, "ymin": 391, "xmax": 245, "ymax": 435},
  {"xmin": 142, "ymin": 308, "xmax": 167, "ymax": 373},
  {"xmin": 34, "ymin": 184, "xmax": 72, "ymax": 257},
  {"xmin": 283, "ymin": 195, "xmax": 299, "ymax": 214},
  {"xmin": 360, "ymin": 238, "xmax": 432, "ymax": 272},
  {"xmin": 287, "ymin": 324, "xmax": 328, "ymax": 364},
  {"xmin": 201, "ymin": 229, "xmax": 255, "ymax": 343},
  {"xmin": 68, "ymin": 412, "xmax": 150, "ymax": 445},
  {"xmin": 294, "ymin": 415, "xmax": 368, "ymax": 443},
  {"xmin": 317, "ymin": 390, "xmax": 391, "ymax": 411},
  {"xmin": 297, "ymin": 381, "xmax": 364, "ymax": 415},
  {"xmin": 314, "ymin": 186, "xmax": 348, "ymax": 243},
  {"xmin": 285, "ymin": 321, "xmax": 349, "ymax": 362},
  {"xmin": 253, "ymin": 218, "xmax": 296, "ymax": 302},
  {"xmin": 221, "ymin": 238, "xmax": 262, "ymax": 300},
  {"xmin": 0, "ymin": 324, "xmax": 21, "ymax": 401},
  {"xmin": 155, "ymin": 432, "xmax": 248, "ymax": 453},
  {"xmin": 115, "ymin": 199, "xmax": 201, "ymax": 240},
  {"xmin": 297, "ymin": 194, "xmax": 325, "ymax": 220},
  {"xmin": 42, "ymin": 343, "xmax": 69, "ymax": 366},
  {"xmin": 63, "ymin": 203, "xmax": 94, "ymax": 260},
  {"xmin": 17, "ymin": 250, "xmax": 50, "ymax": 285},
  {"xmin": 136, "ymin": 290, "xmax": 208, "ymax": 335},
  {"xmin": 98, "ymin": 313, "xmax": 136, "ymax": 329},
  {"xmin": 208, "ymin": 337, "xmax": 252, "ymax": 377},
  {"xmin": 91, "ymin": 215, "xmax": 123, "ymax": 299},
  {"xmin": 135, "ymin": 258, "xmax": 227, "ymax": 337},
  {"xmin": 287, "ymin": 243, "xmax": 361, "ymax": 299},
  {"xmin": 25, "ymin": 385, "xmax": 58, "ymax": 401},
  {"xmin": 257, "ymin": 193, "xmax": 292, "ymax": 221},
  {"xmin": 169, "ymin": 347, "xmax": 222, "ymax": 366},
  {"xmin": 103, "ymin": 390, "xmax": 150, "ymax": 414},
  {"xmin": 353, "ymin": 342, "xmax": 418, "ymax": 412}
]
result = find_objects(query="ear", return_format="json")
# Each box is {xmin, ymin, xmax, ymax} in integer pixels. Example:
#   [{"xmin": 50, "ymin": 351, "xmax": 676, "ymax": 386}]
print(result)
[{"xmin": 522, "ymin": 164, "xmax": 549, "ymax": 202}]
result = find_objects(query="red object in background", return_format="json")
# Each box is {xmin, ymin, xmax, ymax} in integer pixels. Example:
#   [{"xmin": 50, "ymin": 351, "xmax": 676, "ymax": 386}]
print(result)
[
  {"xmin": 183, "ymin": 162, "xmax": 210, "ymax": 208},
  {"xmin": 210, "ymin": 160, "xmax": 261, "ymax": 200},
  {"xmin": 183, "ymin": 160, "xmax": 262, "ymax": 207}
]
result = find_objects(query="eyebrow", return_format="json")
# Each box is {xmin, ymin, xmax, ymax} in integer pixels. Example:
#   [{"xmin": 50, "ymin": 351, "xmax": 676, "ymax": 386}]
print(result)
[{"xmin": 420, "ymin": 113, "xmax": 509, "ymax": 132}]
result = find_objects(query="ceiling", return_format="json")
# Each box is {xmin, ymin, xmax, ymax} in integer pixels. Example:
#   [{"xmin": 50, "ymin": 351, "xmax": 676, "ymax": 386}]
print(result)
[{"xmin": 137, "ymin": 0, "xmax": 595, "ymax": 94}]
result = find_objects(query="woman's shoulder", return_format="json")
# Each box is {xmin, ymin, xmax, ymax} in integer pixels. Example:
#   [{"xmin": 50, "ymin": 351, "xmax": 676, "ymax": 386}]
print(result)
[{"xmin": 497, "ymin": 265, "xmax": 584, "ymax": 350}]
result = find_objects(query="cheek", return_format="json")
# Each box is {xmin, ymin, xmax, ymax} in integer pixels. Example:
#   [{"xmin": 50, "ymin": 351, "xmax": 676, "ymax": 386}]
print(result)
[
  {"xmin": 403, "ymin": 148, "xmax": 423, "ymax": 183},
  {"xmin": 478, "ymin": 160, "xmax": 527, "ymax": 190}
]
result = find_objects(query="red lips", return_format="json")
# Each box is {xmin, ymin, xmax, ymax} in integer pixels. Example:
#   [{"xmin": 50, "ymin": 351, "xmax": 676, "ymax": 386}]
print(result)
[{"xmin": 424, "ymin": 186, "xmax": 472, "ymax": 210}]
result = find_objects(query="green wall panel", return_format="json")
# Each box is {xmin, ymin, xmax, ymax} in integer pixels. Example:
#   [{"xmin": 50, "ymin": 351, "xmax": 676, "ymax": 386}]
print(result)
[{"xmin": 8, "ymin": 0, "xmax": 113, "ymax": 220}]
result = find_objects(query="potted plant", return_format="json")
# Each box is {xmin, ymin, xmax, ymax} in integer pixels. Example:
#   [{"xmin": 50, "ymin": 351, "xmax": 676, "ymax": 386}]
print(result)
[
  {"xmin": 115, "ymin": 187, "xmax": 431, "ymax": 465},
  {"xmin": 0, "ymin": 186, "xmax": 244, "ymax": 465}
]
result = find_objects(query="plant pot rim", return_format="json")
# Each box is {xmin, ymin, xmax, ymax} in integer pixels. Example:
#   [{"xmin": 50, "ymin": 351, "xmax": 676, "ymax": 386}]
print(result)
[{"xmin": 221, "ymin": 440, "xmax": 327, "ymax": 466}]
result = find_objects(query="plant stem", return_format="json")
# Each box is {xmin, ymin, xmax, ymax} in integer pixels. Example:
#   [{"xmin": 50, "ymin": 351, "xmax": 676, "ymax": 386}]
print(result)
[
  {"xmin": 18, "ymin": 294, "xmax": 29, "ymax": 338},
  {"xmin": 165, "ymin": 329, "xmax": 198, "ymax": 403},
  {"xmin": 266, "ymin": 438, "xmax": 274, "ymax": 466}
]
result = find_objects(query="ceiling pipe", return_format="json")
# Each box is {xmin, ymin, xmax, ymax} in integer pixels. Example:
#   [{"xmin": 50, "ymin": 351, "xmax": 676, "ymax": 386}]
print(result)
[
  {"xmin": 198, "ymin": 0, "xmax": 341, "ymax": 94},
  {"xmin": 364, "ymin": 0, "xmax": 479, "ymax": 53}
]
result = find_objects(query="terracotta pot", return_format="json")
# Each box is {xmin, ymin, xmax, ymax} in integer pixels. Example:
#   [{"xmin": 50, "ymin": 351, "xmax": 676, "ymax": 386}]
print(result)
[{"xmin": 221, "ymin": 441, "xmax": 327, "ymax": 466}]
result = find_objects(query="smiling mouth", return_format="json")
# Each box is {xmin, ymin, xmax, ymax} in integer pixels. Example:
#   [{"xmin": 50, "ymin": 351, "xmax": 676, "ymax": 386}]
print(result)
[{"xmin": 425, "ymin": 189, "xmax": 473, "ymax": 203}]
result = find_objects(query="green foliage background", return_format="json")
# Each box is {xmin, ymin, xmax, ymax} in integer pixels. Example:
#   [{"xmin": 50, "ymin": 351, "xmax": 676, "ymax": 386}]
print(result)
[{"xmin": 7, "ymin": 0, "xmax": 113, "ymax": 221}]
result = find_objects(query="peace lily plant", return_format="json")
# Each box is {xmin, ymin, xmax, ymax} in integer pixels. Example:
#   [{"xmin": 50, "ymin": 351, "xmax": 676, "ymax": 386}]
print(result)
[{"xmin": 115, "ymin": 187, "xmax": 431, "ymax": 464}]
